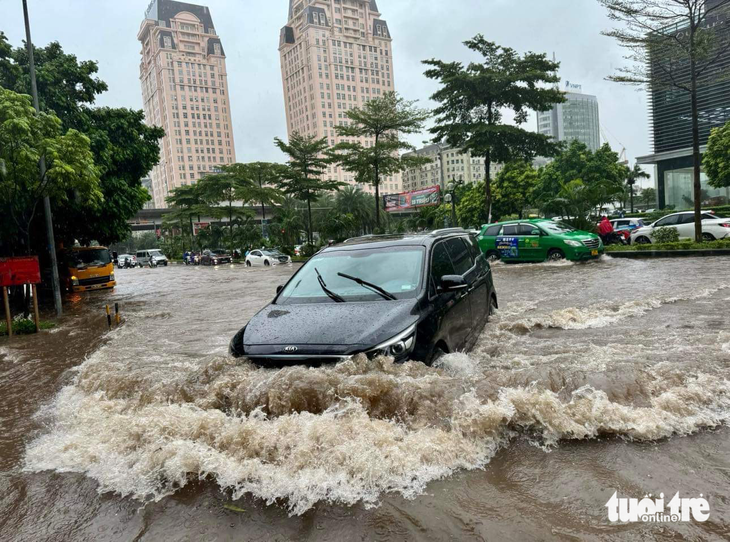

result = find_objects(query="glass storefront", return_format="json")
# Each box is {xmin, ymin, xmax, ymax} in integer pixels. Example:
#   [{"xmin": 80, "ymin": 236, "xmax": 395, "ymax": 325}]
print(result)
[{"xmin": 664, "ymin": 168, "xmax": 730, "ymax": 208}]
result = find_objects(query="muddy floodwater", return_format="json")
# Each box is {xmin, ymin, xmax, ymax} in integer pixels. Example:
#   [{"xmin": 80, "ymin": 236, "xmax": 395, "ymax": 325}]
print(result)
[{"xmin": 1, "ymin": 256, "xmax": 729, "ymax": 541}]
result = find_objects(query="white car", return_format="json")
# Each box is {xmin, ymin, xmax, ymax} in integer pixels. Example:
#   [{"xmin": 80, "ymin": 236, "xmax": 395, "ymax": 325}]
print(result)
[
  {"xmin": 117, "ymin": 254, "xmax": 137, "ymax": 268},
  {"xmin": 630, "ymin": 211, "xmax": 730, "ymax": 244},
  {"xmin": 245, "ymin": 249, "xmax": 291, "ymax": 267},
  {"xmin": 136, "ymin": 249, "xmax": 169, "ymax": 267}
]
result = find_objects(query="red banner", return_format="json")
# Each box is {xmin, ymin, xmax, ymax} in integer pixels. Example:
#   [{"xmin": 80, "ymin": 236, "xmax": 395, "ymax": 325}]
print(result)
[
  {"xmin": 383, "ymin": 186, "xmax": 441, "ymax": 212},
  {"xmin": 0, "ymin": 256, "xmax": 41, "ymax": 287}
]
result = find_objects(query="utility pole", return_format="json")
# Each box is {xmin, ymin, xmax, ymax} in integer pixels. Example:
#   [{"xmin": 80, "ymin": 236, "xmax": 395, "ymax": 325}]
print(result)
[{"xmin": 23, "ymin": 0, "xmax": 63, "ymax": 317}]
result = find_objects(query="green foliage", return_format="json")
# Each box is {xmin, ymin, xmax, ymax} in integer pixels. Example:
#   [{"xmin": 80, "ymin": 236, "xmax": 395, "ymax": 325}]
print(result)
[
  {"xmin": 455, "ymin": 182, "xmax": 488, "ymax": 229},
  {"xmin": 705, "ymin": 121, "xmax": 730, "ymax": 189},
  {"xmin": 653, "ymin": 226, "xmax": 680, "ymax": 243},
  {"xmin": 0, "ymin": 86, "xmax": 100, "ymax": 254},
  {"xmin": 333, "ymin": 92, "xmax": 431, "ymax": 227},
  {"xmin": 0, "ymin": 318, "xmax": 56, "ymax": 336},
  {"xmin": 424, "ymin": 35, "xmax": 564, "ymax": 218},
  {"xmin": 493, "ymin": 160, "xmax": 539, "ymax": 220},
  {"xmin": 534, "ymin": 140, "xmax": 630, "ymax": 230},
  {"xmin": 638, "ymin": 187, "xmax": 657, "ymax": 208},
  {"xmin": 0, "ymin": 35, "xmax": 162, "ymax": 250},
  {"xmin": 275, "ymin": 133, "xmax": 344, "ymax": 244},
  {"xmin": 606, "ymin": 239, "xmax": 730, "ymax": 252}
]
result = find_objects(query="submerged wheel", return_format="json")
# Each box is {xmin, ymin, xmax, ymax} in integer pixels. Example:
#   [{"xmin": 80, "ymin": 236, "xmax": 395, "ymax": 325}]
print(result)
[
  {"xmin": 702, "ymin": 232, "xmax": 716, "ymax": 242},
  {"xmin": 486, "ymin": 250, "xmax": 500, "ymax": 263},
  {"xmin": 428, "ymin": 346, "xmax": 446, "ymax": 367},
  {"xmin": 246, "ymin": 261, "xmax": 252, "ymax": 267},
  {"xmin": 547, "ymin": 249, "xmax": 565, "ymax": 261},
  {"xmin": 229, "ymin": 327, "xmax": 246, "ymax": 358},
  {"xmin": 264, "ymin": 260, "xmax": 271, "ymax": 267},
  {"xmin": 634, "ymin": 236, "xmax": 651, "ymax": 245},
  {"xmin": 487, "ymin": 296, "xmax": 498, "ymax": 321}
]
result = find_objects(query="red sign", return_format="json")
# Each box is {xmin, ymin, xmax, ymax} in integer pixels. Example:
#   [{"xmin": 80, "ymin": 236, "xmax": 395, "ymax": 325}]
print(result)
[
  {"xmin": 194, "ymin": 222, "xmax": 210, "ymax": 236},
  {"xmin": 383, "ymin": 186, "xmax": 441, "ymax": 212},
  {"xmin": 0, "ymin": 256, "xmax": 41, "ymax": 287}
]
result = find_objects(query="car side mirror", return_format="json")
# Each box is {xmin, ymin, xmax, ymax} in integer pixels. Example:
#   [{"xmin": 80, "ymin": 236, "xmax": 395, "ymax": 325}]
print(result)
[
  {"xmin": 439, "ymin": 275, "xmax": 468, "ymax": 292},
  {"xmin": 276, "ymin": 285, "xmax": 284, "ymax": 294}
]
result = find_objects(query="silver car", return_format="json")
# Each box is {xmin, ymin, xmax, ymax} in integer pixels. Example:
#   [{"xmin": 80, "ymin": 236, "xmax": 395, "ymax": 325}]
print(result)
[{"xmin": 136, "ymin": 249, "xmax": 169, "ymax": 267}]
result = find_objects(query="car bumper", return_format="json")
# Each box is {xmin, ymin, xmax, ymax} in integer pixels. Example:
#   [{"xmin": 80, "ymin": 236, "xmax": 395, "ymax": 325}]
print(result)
[
  {"xmin": 72, "ymin": 281, "xmax": 116, "ymax": 293},
  {"xmin": 566, "ymin": 247, "xmax": 604, "ymax": 261}
]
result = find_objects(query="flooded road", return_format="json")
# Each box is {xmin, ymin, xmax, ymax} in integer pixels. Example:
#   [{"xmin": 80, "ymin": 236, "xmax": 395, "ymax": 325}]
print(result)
[{"xmin": 1, "ymin": 256, "xmax": 729, "ymax": 541}]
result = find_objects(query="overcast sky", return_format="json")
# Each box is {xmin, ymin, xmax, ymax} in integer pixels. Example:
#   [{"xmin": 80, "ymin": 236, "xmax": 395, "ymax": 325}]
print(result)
[{"xmin": 1, "ymin": 0, "xmax": 654, "ymax": 188}]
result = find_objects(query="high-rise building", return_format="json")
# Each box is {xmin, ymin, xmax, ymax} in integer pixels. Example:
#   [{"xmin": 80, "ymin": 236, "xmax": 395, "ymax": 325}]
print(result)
[
  {"xmin": 138, "ymin": 0, "xmax": 236, "ymax": 208},
  {"xmin": 279, "ymin": 0, "xmax": 401, "ymax": 196},
  {"xmin": 537, "ymin": 84, "xmax": 601, "ymax": 152},
  {"xmin": 637, "ymin": 2, "xmax": 730, "ymax": 208},
  {"xmin": 401, "ymin": 144, "xmax": 503, "ymax": 193}
]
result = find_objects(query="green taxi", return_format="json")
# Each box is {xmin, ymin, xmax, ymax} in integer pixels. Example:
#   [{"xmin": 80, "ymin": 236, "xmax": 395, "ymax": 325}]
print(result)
[{"xmin": 477, "ymin": 219, "xmax": 604, "ymax": 262}]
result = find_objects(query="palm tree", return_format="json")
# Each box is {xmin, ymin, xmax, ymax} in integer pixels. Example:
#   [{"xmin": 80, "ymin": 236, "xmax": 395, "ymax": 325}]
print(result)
[
  {"xmin": 335, "ymin": 186, "xmax": 374, "ymax": 235},
  {"xmin": 626, "ymin": 164, "xmax": 650, "ymax": 214},
  {"xmin": 272, "ymin": 196, "xmax": 304, "ymax": 246}
]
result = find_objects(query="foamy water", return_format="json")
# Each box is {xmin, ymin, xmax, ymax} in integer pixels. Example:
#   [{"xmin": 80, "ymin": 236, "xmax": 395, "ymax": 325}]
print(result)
[{"xmin": 21, "ymin": 259, "xmax": 730, "ymax": 517}]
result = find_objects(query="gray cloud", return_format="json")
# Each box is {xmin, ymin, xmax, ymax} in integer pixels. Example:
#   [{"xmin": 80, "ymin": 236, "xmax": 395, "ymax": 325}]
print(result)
[{"xmin": 2, "ymin": 0, "xmax": 653, "ymax": 187}]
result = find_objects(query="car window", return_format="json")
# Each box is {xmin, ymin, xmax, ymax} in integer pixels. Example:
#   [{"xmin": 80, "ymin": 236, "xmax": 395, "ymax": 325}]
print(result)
[
  {"xmin": 678, "ymin": 214, "xmax": 695, "ymax": 224},
  {"xmin": 464, "ymin": 235, "xmax": 482, "ymax": 263},
  {"xmin": 517, "ymin": 224, "xmax": 540, "ymax": 235},
  {"xmin": 252, "ymin": 251, "xmax": 262, "ymax": 257},
  {"xmin": 637, "ymin": 220, "xmax": 645, "ymax": 227},
  {"xmin": 655, "ymin": 214, "xmax": 680, "ymax": 226},
  {"xmin": 702, "ymin": 213, "xmax": 720, "ymax": 220},
  {"xmin": 502, "ymin": 224, "xmax": 518, "ymax": 235},
  {"xmin": 431, "ymin": 242, "xmax": 456, "ymax": 285},
  {"xmin": 445, "ymin": 238, "xmax": 472, "ymax": 275},
  {"xmin": 136, "ymin": 252, "xmax": 145, "ymax": 257},
  {"xmin": 485, "ymin": 225, "xmax": 501, "ymax": 236},
  {"xmin": 616, "ymin": 220, "xmax": 630, "ymax": 227}
]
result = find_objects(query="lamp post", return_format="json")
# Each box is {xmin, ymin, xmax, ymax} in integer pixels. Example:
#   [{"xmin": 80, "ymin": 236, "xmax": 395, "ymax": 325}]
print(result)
[
  {"xmin": 445, "ymin": 178, "xmax": 464, "ymax": 227},
  {"xmin": 22, "ymin": 0, "xmax": 63, "ymax": 317}
]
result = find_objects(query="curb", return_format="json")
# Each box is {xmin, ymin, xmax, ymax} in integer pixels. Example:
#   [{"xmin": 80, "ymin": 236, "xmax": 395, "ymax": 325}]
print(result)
[{"xmin": 607, "ymin": 249, "xmax": 730, "ymax": 259}]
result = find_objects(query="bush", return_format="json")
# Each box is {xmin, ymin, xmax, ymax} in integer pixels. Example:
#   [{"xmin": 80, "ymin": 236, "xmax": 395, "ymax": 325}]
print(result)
[
  {"xmin": 606, "ymin": 239, "xmax": 730, "ymax": 252},
  {"xmin": 0, "ymin": 319, "xmax": 56, "ymax": 336},
  {"xmin": 653, "ymin": 227, "xmax": 680, "ymax": 243},
  {"xmin": 301, "ymin": 243, "xmax": 320, "ymax": 258}
]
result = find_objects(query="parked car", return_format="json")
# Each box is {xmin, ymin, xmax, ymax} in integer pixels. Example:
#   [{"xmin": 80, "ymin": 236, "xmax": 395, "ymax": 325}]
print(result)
[
  {"xmin": 201, "ymin": 249, "xmax": 232, "ymax": 265},
  {"xmin": 609, "ymin": 218, "xmax": 646, "ymax": 240},
  {"xmin": 245, "ymin": 249, "xmax": 291, "ymax": 267},
  {"xmin": 117, "ymin": 254, "xmax": 137, "ymax": 268},
  {"xmin": 630, "ymin": 211, "xmax": 730, "ymax": 244},
  {"xmin": 136, "ymin": 249, "xmax": 168, "ymax": 267},
  {"xmin": 477, "ymin": 219, "xmax": 604, "ymax": 262},
  {"xmin": 230, "ymin": 229, "xmax": 497, "ymax": 366}
]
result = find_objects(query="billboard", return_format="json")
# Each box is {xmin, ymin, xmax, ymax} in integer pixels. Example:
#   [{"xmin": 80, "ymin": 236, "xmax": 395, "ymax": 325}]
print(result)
[
  {"xmin": 383, "ymin": 186, "xmax": 441, "ymax": 212},
  {"xmin": 0, "ymin": 256, "xmax": 41, "ymax": 287}
]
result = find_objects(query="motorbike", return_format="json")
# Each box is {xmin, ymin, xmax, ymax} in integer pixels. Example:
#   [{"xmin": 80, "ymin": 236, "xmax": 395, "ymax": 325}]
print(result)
[
  {"xmin": 149, "ymin": 257, "xmax": 158, "ymax": 268},
  {"xmin": 602, "ymin": 231, "xmax": 627, "ymax": 246}
]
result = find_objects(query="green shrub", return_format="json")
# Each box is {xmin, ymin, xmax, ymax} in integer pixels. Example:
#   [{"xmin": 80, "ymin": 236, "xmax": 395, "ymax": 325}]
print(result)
[
  {"xmin": 606, "ymin": 239, "xmax": 730, "ymax": 252},
  {"xmin": 0, "ymin": 319, "xmax": 56, "ymax": 336},
  {"xmin": 301, "ymin": 243, "xmax": 320, "ymax": 258},
  {"xmin": 653, "ymin": 227, "xmax": 680, "ymax": 243}
]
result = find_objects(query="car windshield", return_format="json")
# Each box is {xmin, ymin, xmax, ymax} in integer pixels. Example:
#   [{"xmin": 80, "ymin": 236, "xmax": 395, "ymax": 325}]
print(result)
[
  {"xmin": 213, "ymin": 250, "xmax": 227, "ymax": 255},
  {"xmin": 149, "ymin": 250, "xmax": 163, "ymax": 257},
  {"xmin": 277, "ymin": 246, "xmax": 425, "ymax": 304},
  {"xmin": 540, "ymin": 222, "xmax": 576, "ymax": 234},
  {"xmin": 262, "ymin": 251, "xmax": 278, "ymax": 256},
  {"xmin": 67, "ymin": 249, "xmax": 111, "ymax": 268}
]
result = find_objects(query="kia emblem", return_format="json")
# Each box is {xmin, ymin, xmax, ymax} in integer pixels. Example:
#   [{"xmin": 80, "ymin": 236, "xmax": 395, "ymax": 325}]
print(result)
[{"xmin": 284, "ymin": 346, "xmax": 298, "ymax": 353}]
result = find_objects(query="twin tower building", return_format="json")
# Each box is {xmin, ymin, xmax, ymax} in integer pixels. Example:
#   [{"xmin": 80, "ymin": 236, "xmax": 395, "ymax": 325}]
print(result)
[{"xmin": 138, "ymin": 0, "xmax": 399, "ymax": 208}]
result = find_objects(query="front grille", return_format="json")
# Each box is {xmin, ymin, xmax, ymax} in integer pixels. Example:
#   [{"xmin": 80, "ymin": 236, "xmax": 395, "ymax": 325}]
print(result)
[
  {"xmin": 278, "ymin": 257, "xmax": 289, "ymax": 262},
  {"xmin": 582, "ymin": 239, "xmax": 600, "ymax": 249},
  {"xmin": 79, "ymin": 275, "xmax": 111, "ymax": 286}
]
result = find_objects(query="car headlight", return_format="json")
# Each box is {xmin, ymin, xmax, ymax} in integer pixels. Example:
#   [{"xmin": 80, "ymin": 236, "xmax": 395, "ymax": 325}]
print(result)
[
  {"xmin": 564, "ymin": 240, "xmax": 583, "ymax": 247},
  {"xmin": 110, "ymin": 273, "xmax": 115, "ymax": 281},
  {"xmin": 366, "ymin": 324, "xmax": 417, "ymax": 359},
  {"xmin": 71, "ymin": 276, "xmax": 79, "ymax": 286}
]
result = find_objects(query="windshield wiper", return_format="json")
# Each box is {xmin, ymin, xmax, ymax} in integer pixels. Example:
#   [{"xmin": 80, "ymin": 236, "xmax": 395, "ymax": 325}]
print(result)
[
  {"xmin": 337, "ymin": 272, "xmax": 396, "ymax": 301},
  {"xmin": 315, "ymin": 268, "xmax": 346, "ymax": 303}
]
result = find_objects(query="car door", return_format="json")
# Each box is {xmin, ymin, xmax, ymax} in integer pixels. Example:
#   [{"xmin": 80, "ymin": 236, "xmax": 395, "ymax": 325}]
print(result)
[
  {"xmin": 250, "ymin": 250, "xmax": 263, "ymax": 266},
  {"xmin": 430, "ymin": 240, "xmax": 473, "ymax": 353},
  {"xmin": 651, "ymin": 214, "xmax": 681, "ymax": 240},
  {"xmin": 498, "ymin": 224, "xmax": 524, "ymax": 261},
  {"xmin": 674, "ymin": 214, "xmax": 696, "ymax": 239},
  {"xmin": 462, "ymin": 235, "xmax": 490, "ymax": 332},
  {"xmin": 517, "ymin": 224, "xmax": 543, "ymax": 261}
]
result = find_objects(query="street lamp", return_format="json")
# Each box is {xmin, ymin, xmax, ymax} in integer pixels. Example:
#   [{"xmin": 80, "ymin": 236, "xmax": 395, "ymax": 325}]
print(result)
[{"xmin": 446, "ymin": 178, "xmax": 464, "ymax": 227}]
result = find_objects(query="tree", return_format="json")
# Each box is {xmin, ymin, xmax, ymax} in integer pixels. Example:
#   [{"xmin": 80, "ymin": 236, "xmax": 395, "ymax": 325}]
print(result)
[
  {"xmin": 333, "ymin": 92, "xmax": 431, "ymax": 228},
  {"xmin": 335, "ymin": 185, "xmax": 375, "ymax": 235},
  {"xmin": 0, "ymin": 87, "xmax": 100, "ymax": 255},
  {"xmin": 166, "ymin": 184, "xmax": 207, "ymax": 252},
  {"xmin": 424, "ymin": 35, "xmax": 565, "ymax": 222},
  {"xmin": 704, "ymin": 121, "xmax": 730, "ymax": 189},
  {"xmin": 271, "ymin": 196, "xmax": 304, "ymax": 246},
  {"xmin": 0, "ymin": 34, "xmax": 162, "ymax": 247},
  {"xmin": 244, "ymin": 162, "xmax": 288, "ymax": 236},
  {"xmin": 492, "ymin": 161, "xmax": 539, "ymax": 219},
  {"xmin": 535, "ymin": 140, "xmax": 630, "ymax": 229},
  {"xmin": 625, "ymin": 163, "xmax": 651, "ymax": 213},
  {"xmin": 599, "ymin": 0, "xmax": 730, "ymax": 241},
  {"xmin": 274, "ymin": 133, "xmax": 344, "ymax": 244},
  {"xmin": 639, "ymin": 187, "xmax": 657, "ymax": 208}
]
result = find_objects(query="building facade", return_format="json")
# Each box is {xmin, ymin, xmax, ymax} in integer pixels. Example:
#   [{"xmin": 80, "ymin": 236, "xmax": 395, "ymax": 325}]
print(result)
[
  {"xmin": 401, "ymin": 145, "xmax": 503, "ymax": 193},
  {"xmin": 637, "ymin": 2, "xmax": 730, "ymax": 209},
  {"xmin": 279, "ymin": 0, "xmax": 401, "ymax": 196},
  {"xmin": 538, "ymin": 85, "xmax": 601, "ymax": 152},
  {"xmin": 138, "ymin": 0, "xmax": 236, "ymax": 208}
]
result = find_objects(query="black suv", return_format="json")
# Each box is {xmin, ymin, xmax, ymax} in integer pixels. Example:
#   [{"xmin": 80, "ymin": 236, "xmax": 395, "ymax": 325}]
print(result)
[{"xmin": 229, "ymin": 229, "xmax": 497, "ymax": 366}]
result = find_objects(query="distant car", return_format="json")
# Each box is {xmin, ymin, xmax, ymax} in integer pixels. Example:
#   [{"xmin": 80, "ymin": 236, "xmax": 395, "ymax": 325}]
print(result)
[
  {"xmin": 630, "ymin": 211, "xmax": 730, "ymax": 244},
  {"xmin": 136, "ymin": 249, "xmax": 168, "ymax": 267},
  {"xmin": 230, "ymin": 229, "xmax": 497, "ymax": 366},
  {"xmin": 246, "ymin": 249, "xmax": 291, "ymax": 267},
  {"xmin": 477, "ymin": 219, "xmax": 604, "ymax": 262},
  {"xmin": 609, "ymin": 218, "xmax": 646, "ymax": 240},
  {"xmin": 201, "ymin": 249, "xmax": 232, "ymax": 265},
  {"xmin": 117, "ymin": 254, "xmax": 137, "ymax": 268}
]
